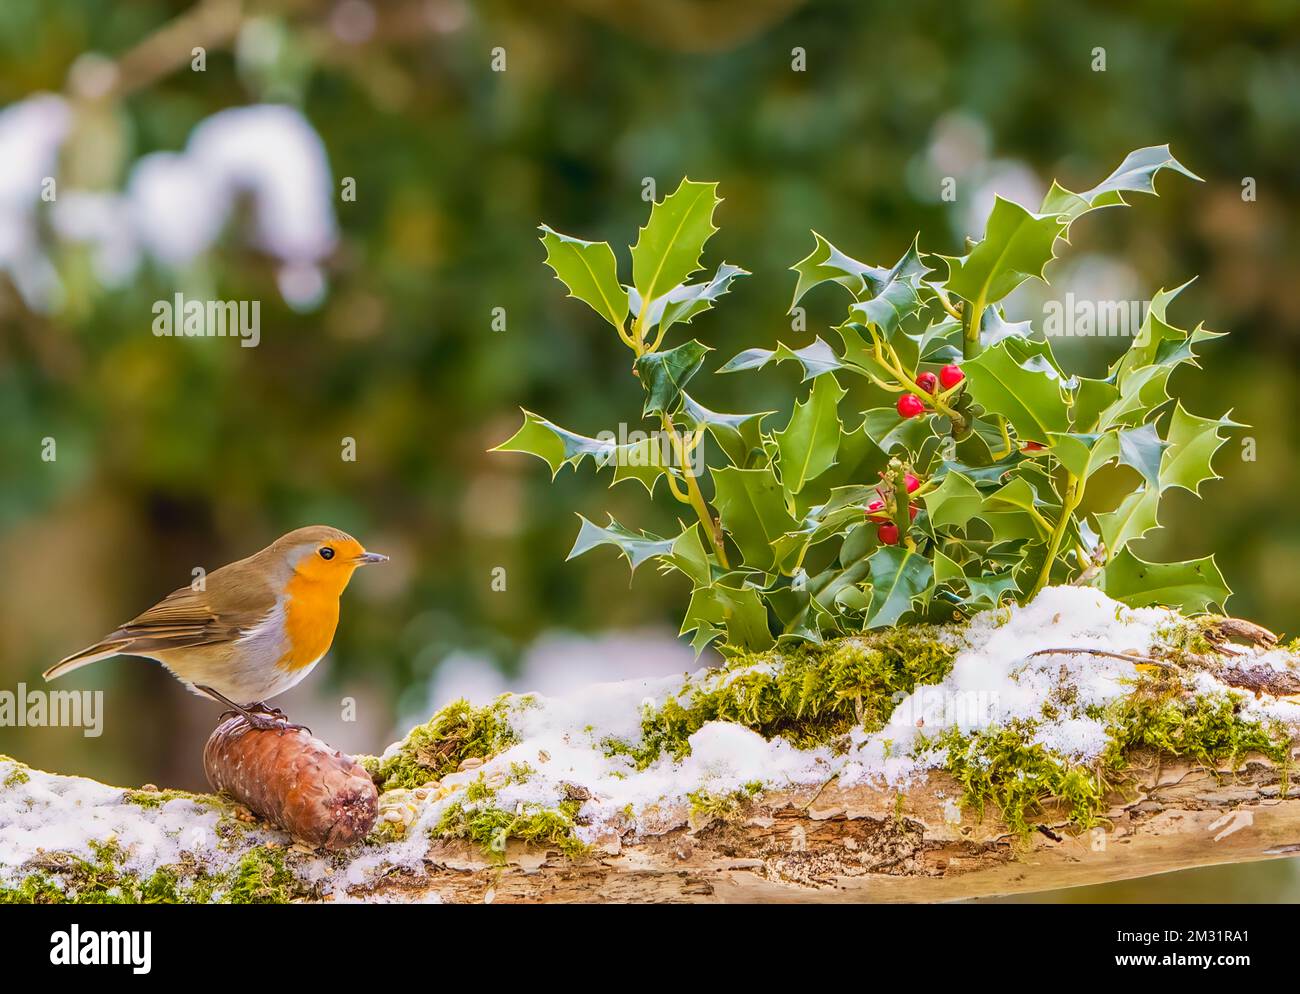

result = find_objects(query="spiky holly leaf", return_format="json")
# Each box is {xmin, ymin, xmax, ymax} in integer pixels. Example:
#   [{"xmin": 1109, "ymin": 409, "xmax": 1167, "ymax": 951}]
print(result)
[
  {"xmin": 609, "ymin": 436, "xmax": 676, "ymax": 495},
  {"xmin": 634, "ymin": 339, "xmax": 710, "ymax": 416},
  {"xmin": 861, "ymin": 406, "xmax": 938, "ymax": 455},
  {"xmin": 864, "ymin": 545, "xmax": 933, "ymax": 628},
  {"xmin": 711, "ymin": 465, "xmax": 798, "ymax": 573},
  {"xmin": 963, "ymin": 570, "xmax": 1020, "ymax": 610},
  {"xmin": 1159, "ymin": 403, "xmax": 1237, "ymax": 495},
  {"xmin": 655, "ymin": 522, "xmax": 714, "ymax": 586},
  {"xmin": 1100, "ymin": 547, "xmax": 1230, "ymax": 613},
  {"xmin": 941, "ymin": 197, "xmax": 1066, "ymax": 307},
  {"xmin": 1046, "ymin": 432, "xmax": 1114, "ymax": 479},
  {"xmin": 775, "ymin": 373, "xmax": 846, "ymax": 495},
  {"xmin": 626, "ymin": 262, "xmax": 749, "ymax": 339},
  {"xmin": 717, "ymin": 337, "xmax": 843, "ymax": 380},
  {"xmin": 924, "ymin": 471, "xmax": 983, "ymax": 530},
  {"xmin": 1042, "ymin": 145, "xmax": 1201, "ymax": 221},
  {"xmin": 567, "ymin": 515, "xmax": 673, "ymax": 573},
  {"xmin": 963, "ymin": 341, "xmax": 1072, "ymax": 444},
  {"xmin": 1117, "ymin": 423, "xmax": 1171, "ymax": 488},
  {"xmin": 678, "ymin": 392, "xmax": 770, "ymax": 467},
  {"xmin": 538, "ymin": 225, "xmax": 629, "ymax": 330},
  {"xmin": 492, "ymin": 410, "xmax": 614, "ymax": 476},
  {"xmin": 789, "ymin": 231, "xmax": 876, "ymax": 307},
  {"xmin": 846, "ymin": 238, "xmax": 929, "ymax": 337},
  {"xmin": 681, "ymin": 578, "xmax": 774, "ymax": 652},
  {"xmin": 1095, "ymin": 486, "xmax": 1160, "ymax": 558},
  {"xmin": 630, "ymin": 179, "xmax": 720, "ymax": 307},
  {"xmin": 979, "ymin": 306, "xmax": 1034, "ymax": 348}
]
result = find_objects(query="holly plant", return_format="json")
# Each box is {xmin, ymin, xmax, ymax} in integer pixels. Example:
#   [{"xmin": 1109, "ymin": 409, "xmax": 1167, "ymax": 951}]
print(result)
[{"xmin": 496, "ymin": 147, "xmax": 1238, "ymax": 656}]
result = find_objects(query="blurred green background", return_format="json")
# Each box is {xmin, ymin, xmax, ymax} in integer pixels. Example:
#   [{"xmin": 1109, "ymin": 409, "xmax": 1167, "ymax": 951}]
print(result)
[{"xmin": 1, "ymin": 0, "xmax": 1297, "ymax": 900}]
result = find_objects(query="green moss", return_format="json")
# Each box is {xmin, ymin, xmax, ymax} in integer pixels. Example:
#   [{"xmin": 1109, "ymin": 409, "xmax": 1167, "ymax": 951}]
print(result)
[
  {"xmin": 121, "ymin": 787, "xmax": 224, "ymax": 810},
  {"xmin": 432, "ymin": 773, "xmax": 587, "ymax": 860},
  {"xmin": 0, "ymin": 840, "xmax": 304, "ymax": 905},
  {"xmin": 3, "ymin": 767, "xmax": 29, "ymax": 788},
  {"xmin": 0, "ymin": 873, "xmax": 66, "ymax": 904},
  {"xmin": 1155, "ymin": 619, "xmax": 1219, "ymax": 657},
  {"xmin": 1104, "ymin": 687, "xmax": 1291, "ymax": 772},
  {"xmin": 936, "ymin": 722, "xmax": 1107, "ymax": 838},
  {"xmin": 360, "ymin": 695, "xmax": 523, "ymax": 791},
  {"xmin": 606, "ymin": 628, "xmax": 957, "ymax": 768},
  {"xmin": 687, "ymin": 782, "xmax": 763, "ymax": 822},
  {"xmin": 936, "ymin": 686, "xmax": 1293, "ymax": 839},
  {"xmin": 223, "ymin": 847, "xmax": 301, "ymax": 904}
]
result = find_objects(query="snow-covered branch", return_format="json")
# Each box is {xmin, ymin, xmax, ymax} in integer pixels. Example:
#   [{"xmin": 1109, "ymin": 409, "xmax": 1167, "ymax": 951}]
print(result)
[{"xmin": 3, "ymin": 588, "xmax": 1298, "ymax": 903}]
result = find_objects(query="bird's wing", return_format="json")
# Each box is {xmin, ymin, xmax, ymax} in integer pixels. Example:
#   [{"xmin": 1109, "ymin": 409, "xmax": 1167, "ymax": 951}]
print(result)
[
  {"xmin": 45, "ymin": 563, "xmax": 280, "ymax": 681},
  {"xmin": 115, "ymin": 566, "xmax": 278, "ymax": 651}
]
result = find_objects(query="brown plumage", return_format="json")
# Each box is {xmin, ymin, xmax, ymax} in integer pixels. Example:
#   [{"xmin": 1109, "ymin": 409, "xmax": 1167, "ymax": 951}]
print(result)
[{"xmin": 45, "ymin": 526, "xmax": 387, "ymax": 722}]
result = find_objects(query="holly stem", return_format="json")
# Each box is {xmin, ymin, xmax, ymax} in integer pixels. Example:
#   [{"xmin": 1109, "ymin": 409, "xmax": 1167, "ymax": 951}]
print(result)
[
  {"xmin": 1027, "ymin": 472, "xmax": 1083, "ymax": 600},
  {"xmin": 662, "ymin": 415, "xmax": 730, "ymax": 569}
]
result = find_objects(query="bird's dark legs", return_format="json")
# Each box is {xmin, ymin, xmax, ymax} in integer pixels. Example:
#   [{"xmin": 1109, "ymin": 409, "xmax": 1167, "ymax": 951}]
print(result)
[{"xmin": 195, "ymin": 685, "xmax": 310, "ymax": 733}]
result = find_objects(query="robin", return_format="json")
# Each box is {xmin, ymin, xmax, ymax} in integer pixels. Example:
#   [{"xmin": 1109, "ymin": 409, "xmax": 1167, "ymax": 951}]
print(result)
[{"xmin": 44, "ymin": 525, "xmax": 388, "ymax": 730}]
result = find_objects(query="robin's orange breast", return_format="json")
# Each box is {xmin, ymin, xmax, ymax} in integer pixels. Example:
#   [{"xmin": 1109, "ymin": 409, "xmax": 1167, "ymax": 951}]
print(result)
[{"xmin": 276, "ymin": 573, "xmax": 341, "ymax": 671}]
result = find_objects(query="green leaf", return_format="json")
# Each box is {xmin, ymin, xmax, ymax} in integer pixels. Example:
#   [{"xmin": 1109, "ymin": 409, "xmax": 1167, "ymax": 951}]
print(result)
[
  {"xmin": 1116, "ymin": 423, "xmax": 1170, "ymax": 488},
  {"xmin": 846, "ymin": 238, "xmax": 929, "ymax": 337},
  {"xmin": 634, "ymin": 340, "xmax": 711, "ymax": 416},
  {"xmin": 792, "ymin": 424, "xmax": 889, "ymax": 515},
  {"xmin": 492, "ymin": 409, "xmax": 614, "ymax": 476},
  {"xmin": 678, "ymin": 392, "xmax": 770, "ymax": 467},
  {"xmin": 627, "ymin": 262, "xmax": 748, "ymax": 338},
  {"xmin": 538, "ymin": 225, "xmax": 628, "ymax": 329},
  {"xmin": 865, "ymin": 546, "xmax": 933, "ymax": 628},
  {"xmin": 964, "ymin": 570, "xmax": 1020, "ymax": 610},
  {"xmin": 1042, "ymin": 145, "xmax": 1202, "ymax": 221},
  {"xmin": 1069, "ymin": 375, "xmax": 1119, "ymax": 431},
  {"xmin": 861, "ymin": 406, "xmax": 937, "ymax": 455},
  {"xmin": 711, "ymin": 466, "xmax": 798, "ymax": 573},
  {"xmin": 775, "ymin": 373, "xmax": 846, "ymax": 495},
  {"xmin": 963, "ymin": 341, "xmax": 1072, "ymax": 443},
  {"xmin": 979, "ymin": 306, "xmax": 1034, "ymax": 348},
  {"xmin": 717, "ymin": 337, "xmax": 844, "ymax": 380},
  {"xmin": 682, "ymin": 579, "xmax": 774, "ymax": 652},
  {"xmin": 1159, "ymin": 403, "xmax": 1236, "ymax": 495},
  {"xmin": 567, "ymin": 515, "xmax": 673, "ymax": 573},
  {"xmin": 631, "ymin": 179, "xmax": 721, "ymax": 306},
  {"xmin": 656, "ymin": 523, "xmax": 714, "ymax": 586},
  {"xmin": 1100, "ymin": 547, "xmax": 1230, "ymax": 613},
  {"xmin": 923, "ymin": 471, "xmax": 983, "ymax": 530},
  {"xmin": 789, "ymin": 231, "xmax": 875, "ymax": 307},
  {"xmin": 609, "ymin": 436, "xmax": 674, "ymax": 495},
  {"xmin": 941, "ymin": 196, "xmax": 1066, "ymax": 306},
  {"xmin": 1047, "ymin": 431, "xmax": 1120, "ymax": 479},
  {"xmin": 1095, "ymin": 486, "xmax": 1160, "ymax": 557}
]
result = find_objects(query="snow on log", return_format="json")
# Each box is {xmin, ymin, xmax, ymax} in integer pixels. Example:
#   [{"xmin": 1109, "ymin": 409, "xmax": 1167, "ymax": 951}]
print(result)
[{"xmin": 2, "ymin": 587, "xmax": 1299, "ymax": 903}]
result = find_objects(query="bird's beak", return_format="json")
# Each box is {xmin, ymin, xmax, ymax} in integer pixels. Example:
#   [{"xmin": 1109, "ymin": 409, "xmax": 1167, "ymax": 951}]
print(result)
[{"xmin": 355, "ymin": 551, "xmax": 389, "ymax": 565}]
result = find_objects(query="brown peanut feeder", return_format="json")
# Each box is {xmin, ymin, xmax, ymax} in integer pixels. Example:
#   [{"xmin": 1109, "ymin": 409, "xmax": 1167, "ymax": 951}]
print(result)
[{"xmin": 203, "ymin": 717, "xmax": 378, "ymax": 850}]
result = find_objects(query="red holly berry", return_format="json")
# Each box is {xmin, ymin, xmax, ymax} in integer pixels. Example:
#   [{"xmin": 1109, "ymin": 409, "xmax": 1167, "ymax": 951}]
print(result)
[
  {"xmin": 909, "ymin": 504, "xmax": 919, "ymax": 520},
  {"xmin": 896, "ymin": 394, "xmax": 925, "ymax": 419},
  {"xmin": 877, "ymin": 522, "xmax": 900, "ymax": 545},
  {"xmin": 866, "ymin": 499, "xmax": 889, "ymax": 521},
  {"xmin": 939, "ymin": 364, "xmax": 965, "ymax": 389},
  {"xmin": 905, "ymin": 473, "xmax": 920, "ymax": 494},
  {"xmin": 916, "ymin": 371, "xmax": 938, "ymax": 393},
  {"xmin": 1022, "ymin": 440, "xmax": 1045, "ymax": 452}
]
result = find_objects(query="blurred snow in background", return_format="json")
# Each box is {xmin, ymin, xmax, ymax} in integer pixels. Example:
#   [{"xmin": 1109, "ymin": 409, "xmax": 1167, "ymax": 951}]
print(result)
[
  {"xmin": 404, "ymin": 628, "xmax": 699, "ymax": 734},
  {"xmin": 0, "ymin": 95, "xmax": 337, "ymax": 313}
]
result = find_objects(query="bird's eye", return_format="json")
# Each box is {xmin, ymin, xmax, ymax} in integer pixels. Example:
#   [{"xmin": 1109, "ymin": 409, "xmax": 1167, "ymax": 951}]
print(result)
[{"xmin": 319, "ymin": 547, "xmax": 335, "ymax": 561}]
